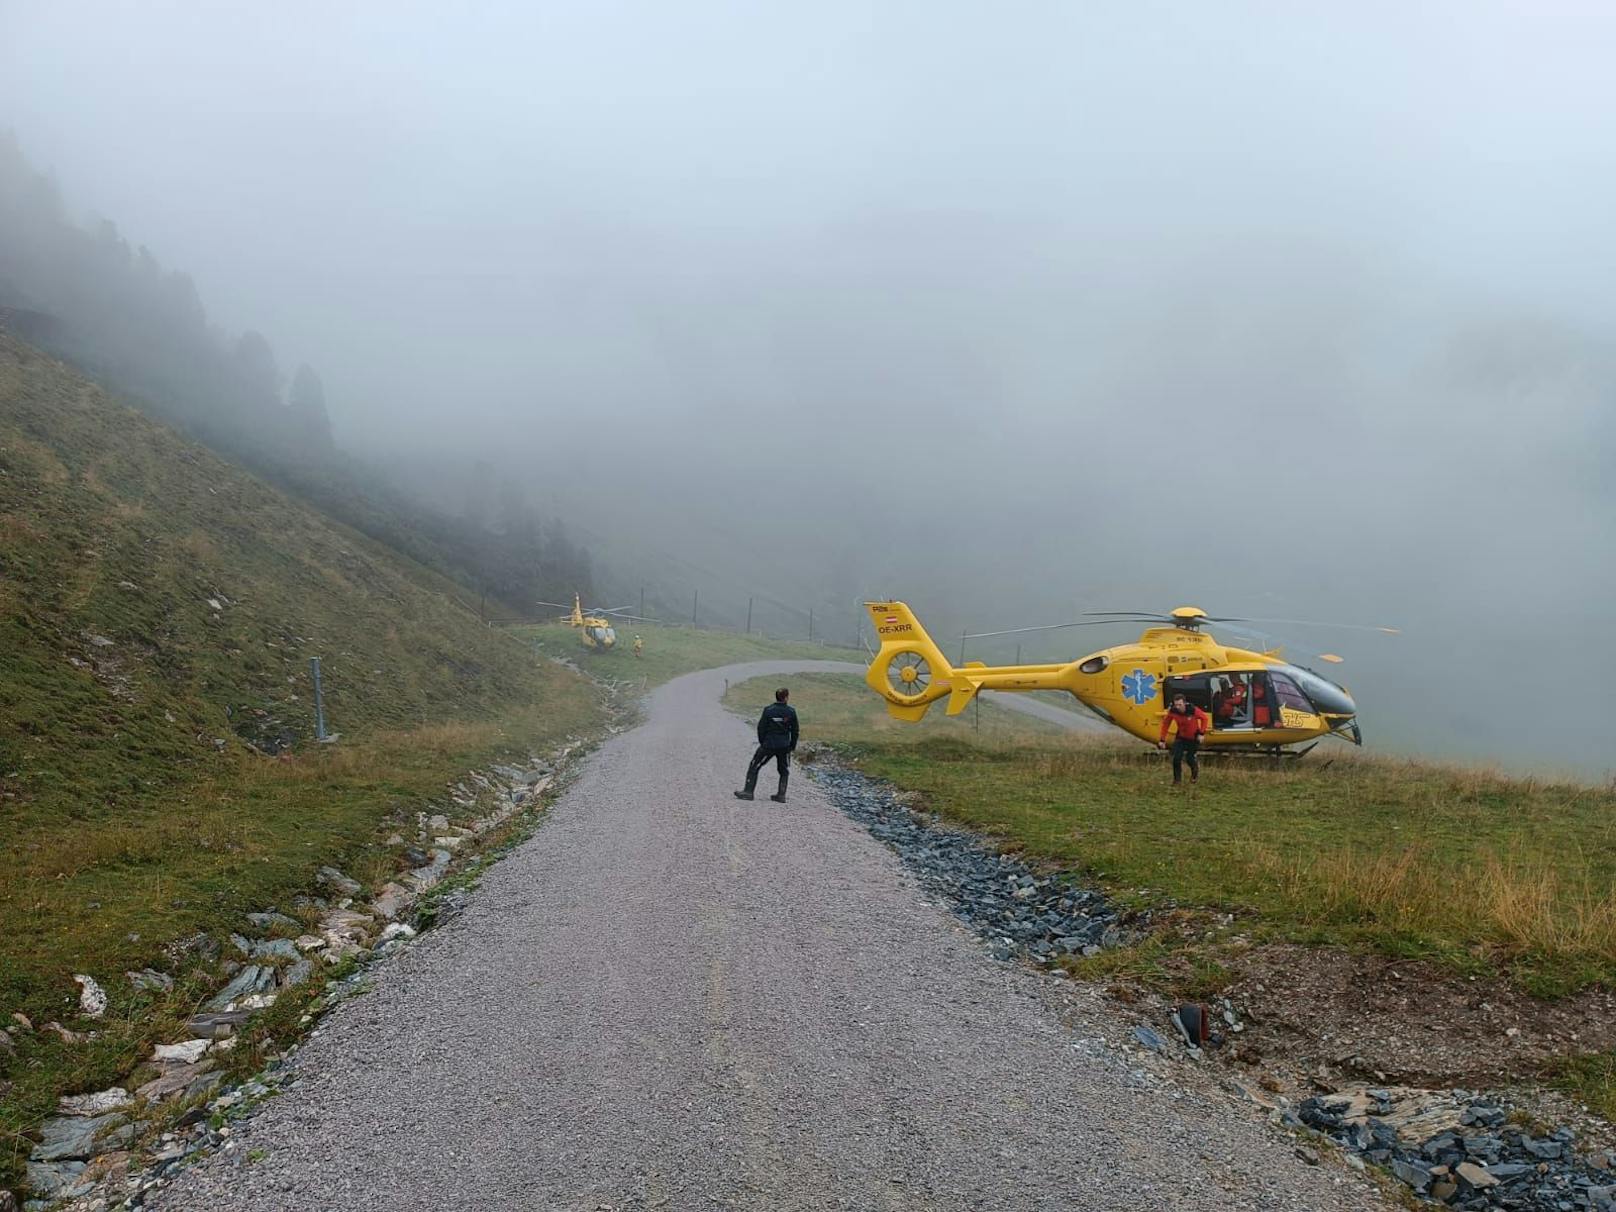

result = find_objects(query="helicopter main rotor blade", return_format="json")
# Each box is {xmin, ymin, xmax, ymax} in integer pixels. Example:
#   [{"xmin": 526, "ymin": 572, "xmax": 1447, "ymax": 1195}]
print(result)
[
  {"xmin": 962, "ymin": 619, "xmax": 1145, "ymax": 640},
  {"xmin": 1214, "ymin": 616, "xmax": 1400, "ymax": 634}
]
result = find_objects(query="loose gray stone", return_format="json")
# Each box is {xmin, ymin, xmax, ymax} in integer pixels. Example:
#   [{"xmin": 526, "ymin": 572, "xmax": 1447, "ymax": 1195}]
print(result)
[
  {"xmin": 316, "ymin": 867, "xmax": 361, "ymax": 896},
  {"xmin": 57, "ymin": 1088, "xmax": 130, "ymax": 1118},
  {"xmin": 371, "ymin": 882, "xmax": 416, "ymax": 921},
  {"xmin": 246, "ymin": 911, "xmax": 300, "ymax": 932},
  {"xmin": 250, "ymin": 938, "xmax": 301, "ymax": 961},
  {"xmin": 31, "ymin": 1112, "xmax": 131, "ymax": 1161},
  {"xmin": 153, "ymin": 1039, "xmax": 212, "ymax": 1065},
  {"xmin": 403, "ymin": 849, "xmax": 452, "ymax": 892},
  {"xmin": 204, "ymin": 965, "xmax": 269, "ymax": 1012},
  {"xmin": 1133, "ymin": 1026, "xmax": 1167, "ymax": 1055},
  {"xmin": 187, "ymin": 1011, "xmax": 250, "ymax": 1039},
  {"xmin": 137, "ymin": 1060, "xmax": 215, "ymax": 1103},
  {"xmin": 24, "ymin": 1160, "xmax": 87, "ymax": 1198},
  {"xmin": 126, "ymin": 968, "xmax": 175, "ymax": 994},
  {"xmin": 1390, "ymin": 1159, "xmax": 1430, "ymax": 1190}
]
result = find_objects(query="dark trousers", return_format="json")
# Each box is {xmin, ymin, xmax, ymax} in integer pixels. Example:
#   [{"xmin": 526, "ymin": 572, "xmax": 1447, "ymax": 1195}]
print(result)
[
  {"xmin": 744, "ymin": 746, "xmax": 790, "ymax": 794},
  {"xmin": 1171, "ymin": 738, "xmax": 1200, "ymax": 783}
]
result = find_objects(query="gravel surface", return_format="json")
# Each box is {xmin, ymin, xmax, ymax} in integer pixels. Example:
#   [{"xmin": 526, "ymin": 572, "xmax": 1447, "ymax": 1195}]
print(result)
[
  {"xmin": 812, "ymin": 761, "xmax": 1128, "ymax": 962},
  {"xmin": 153, "ymin": 661, "xmax": 1382, "ymax": 1211}
]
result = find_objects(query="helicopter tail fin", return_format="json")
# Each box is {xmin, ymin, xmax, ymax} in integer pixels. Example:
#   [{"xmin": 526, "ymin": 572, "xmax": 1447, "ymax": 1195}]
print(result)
[{"xmin": 864, "ymin": 601, "xmax": 954, "ymax": 722}]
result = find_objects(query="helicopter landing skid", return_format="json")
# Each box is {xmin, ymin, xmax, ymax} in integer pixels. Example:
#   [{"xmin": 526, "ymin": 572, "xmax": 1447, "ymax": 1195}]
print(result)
[{"xmin": 1174, "ymin": 742, "xmax": 1320, "ymax": 762}]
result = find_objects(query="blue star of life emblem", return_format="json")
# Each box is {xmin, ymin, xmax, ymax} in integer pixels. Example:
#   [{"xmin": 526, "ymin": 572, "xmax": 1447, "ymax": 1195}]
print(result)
[{"xmin": 1121, "ymin": 668, "xmax": 1157, "ymax": 705}]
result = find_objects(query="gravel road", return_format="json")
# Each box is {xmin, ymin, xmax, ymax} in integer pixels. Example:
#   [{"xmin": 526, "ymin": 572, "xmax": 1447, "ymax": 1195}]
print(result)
[{"xmin": 154, "ymin": 661, "xmax": 1379, "ymax": 1211}]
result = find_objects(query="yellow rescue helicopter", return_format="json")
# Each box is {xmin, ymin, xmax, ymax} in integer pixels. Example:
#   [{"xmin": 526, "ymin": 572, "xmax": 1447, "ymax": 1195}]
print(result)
[
  {"xmin": 537, "ymin": 594, "xmax": 653, "ymax": 653},
  {"xmin": 863, "ymin": 600, "xmax": 1394, "ymax": 754}
]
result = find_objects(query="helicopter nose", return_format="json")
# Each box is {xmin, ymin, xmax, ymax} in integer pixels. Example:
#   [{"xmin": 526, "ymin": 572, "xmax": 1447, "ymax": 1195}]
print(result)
[{"xmin": 1281, "ymin": 664, "xmax": 1356, "ymax": 717}]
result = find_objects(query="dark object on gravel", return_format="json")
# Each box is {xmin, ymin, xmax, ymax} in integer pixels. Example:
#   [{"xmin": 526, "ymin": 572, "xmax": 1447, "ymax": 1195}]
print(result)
[{"xmin": 1172, "ymin": 1004, "xmax": 1209, "ymax": 1048}]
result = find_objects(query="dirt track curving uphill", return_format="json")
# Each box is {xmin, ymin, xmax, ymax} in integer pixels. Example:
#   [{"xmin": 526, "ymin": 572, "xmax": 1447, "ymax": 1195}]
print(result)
[{"xmin": 154, "ymin": 661, "xmax": 1382, "ymax": 1211}]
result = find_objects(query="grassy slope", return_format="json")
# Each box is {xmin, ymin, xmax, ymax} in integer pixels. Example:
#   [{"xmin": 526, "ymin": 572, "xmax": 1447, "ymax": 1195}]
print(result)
[{"xmin": 0, "ymin": 335, "xmax": 603, "ymax": 1186}]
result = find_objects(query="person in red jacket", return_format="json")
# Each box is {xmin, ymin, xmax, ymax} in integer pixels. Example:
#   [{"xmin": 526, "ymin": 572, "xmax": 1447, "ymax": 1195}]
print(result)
[{"xmin": 1158, "ymin": 693, "xmax": 1211, "ymax": 784}]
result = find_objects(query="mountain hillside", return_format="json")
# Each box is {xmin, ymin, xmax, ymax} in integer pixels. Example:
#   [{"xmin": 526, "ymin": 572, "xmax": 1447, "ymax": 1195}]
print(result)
[
  {"xmin": 0, "ymin": 330, "xmax": 574, "ymax": 780},
  {"xmin": 0, "ymin": 329, "xmax": 600, "ymax": 1004}
]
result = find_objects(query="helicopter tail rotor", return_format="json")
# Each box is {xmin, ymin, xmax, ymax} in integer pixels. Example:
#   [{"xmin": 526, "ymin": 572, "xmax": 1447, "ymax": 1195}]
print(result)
[{"xmin": 864, "ymin": 601, "xmax": 954, "ymax": 720}]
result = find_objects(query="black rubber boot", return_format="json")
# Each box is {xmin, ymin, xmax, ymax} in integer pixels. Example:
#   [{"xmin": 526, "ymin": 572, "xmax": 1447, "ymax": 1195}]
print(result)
[
  {"xmin": 770, "ymin": 772, "xmax": 788, "ymax": 802},
  {"xmin": 733, "ymin": 790, "xmax": 754, "ymax": 800}
]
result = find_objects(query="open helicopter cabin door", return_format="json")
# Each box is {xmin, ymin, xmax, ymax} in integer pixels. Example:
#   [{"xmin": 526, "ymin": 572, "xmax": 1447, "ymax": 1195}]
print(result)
[{"xmin": 1161, "ymin": 670, "xmax": 1269, "ymax": 732}]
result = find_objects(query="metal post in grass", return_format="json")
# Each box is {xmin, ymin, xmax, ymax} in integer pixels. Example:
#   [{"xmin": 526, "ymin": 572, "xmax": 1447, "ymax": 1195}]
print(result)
[
  {"xmin": 746, "ymin": 597, "xmax": 753, "ymax": 634},
  {"xmin": 310, "ymin": 656, "xmax": 328, "ymax": 742},
  {"xmin": 808, "ymin": 608, "xmax": 814, "ymax": 643},
  {"xmin": 692, "ymin": 589, "xmax": 699, "ymax": 628}
]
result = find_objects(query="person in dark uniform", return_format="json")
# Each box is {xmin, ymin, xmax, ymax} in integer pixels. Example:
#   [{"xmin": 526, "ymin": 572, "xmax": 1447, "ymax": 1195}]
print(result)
[{"xmin": 735, "ymin": 687, "xmax": 798, "ymax": 802}]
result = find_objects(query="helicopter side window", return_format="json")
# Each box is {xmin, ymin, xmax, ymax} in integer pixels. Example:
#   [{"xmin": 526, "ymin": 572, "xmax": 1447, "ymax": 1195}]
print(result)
[{"xmin": 1268, "ymin": 672, "xmax": 1313, "ymax": 713}]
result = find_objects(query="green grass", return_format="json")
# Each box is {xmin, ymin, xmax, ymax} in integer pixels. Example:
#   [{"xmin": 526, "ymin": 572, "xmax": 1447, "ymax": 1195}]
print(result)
[
  {"xmin": 722, "ymin": 671, "xmax": 1063, "ymax": 743},
  {"xmin": 842, "ymin": 734, "xmax": 1616, "ymax": 992},
  {"xmin": 517, "ymin": 620, "xmax": 845, "ymax": 691},
  {"xmin": 1548, "ymin": 1051, "xmax": 1616, "ymax": 1121},
  {"xmin": 0, "ymin": 335, "xmax": 606, "ymax": 1191}
]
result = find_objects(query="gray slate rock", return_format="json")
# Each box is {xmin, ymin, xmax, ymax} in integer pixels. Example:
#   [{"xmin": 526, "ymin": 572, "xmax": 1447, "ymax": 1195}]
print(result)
[
  {"xmin": 316, "ymin": 866, "xmax": 361, "ymax": 896},
  {"xmin": 1133, "ymin": 1026, "xmax": 1167, "ymax": 1055},
  {"xmin": 187, "ymin": 1010, "xmax": 250, "ymax": 1039},
  {"xmin": 250, "ymin": 937, "xmax": 301, "ymax": 961},
  {"xmin": 126, "ymin": 967, "xmax": 174, "ymax": 993},
  {"xmin": 204, "ymin": 964, "xmax": 272, "ymax": 1011},
  {"xmin": 24, "ymin": 1160, "xmax": 87, "ymax": 1199},
  {"xmin": 31, "ymin": 1112, "xmax": 132, "ymax": 1161}
]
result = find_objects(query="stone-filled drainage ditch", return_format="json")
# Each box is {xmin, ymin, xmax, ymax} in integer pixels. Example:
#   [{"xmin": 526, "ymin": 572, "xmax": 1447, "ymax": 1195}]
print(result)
[
  {"xmin": 807, "ymin": 759, "xmax": 1134, "ymax": 966},
  {"xmin": 809, "ymin": 755, "xmax": 1616, "ymax": 1212}
]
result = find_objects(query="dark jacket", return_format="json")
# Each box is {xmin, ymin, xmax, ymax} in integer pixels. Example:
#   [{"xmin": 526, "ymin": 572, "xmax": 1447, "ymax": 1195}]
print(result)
[{"xmin": 756, "ymin": 702, "xmax": 799, "ymax": 751}]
